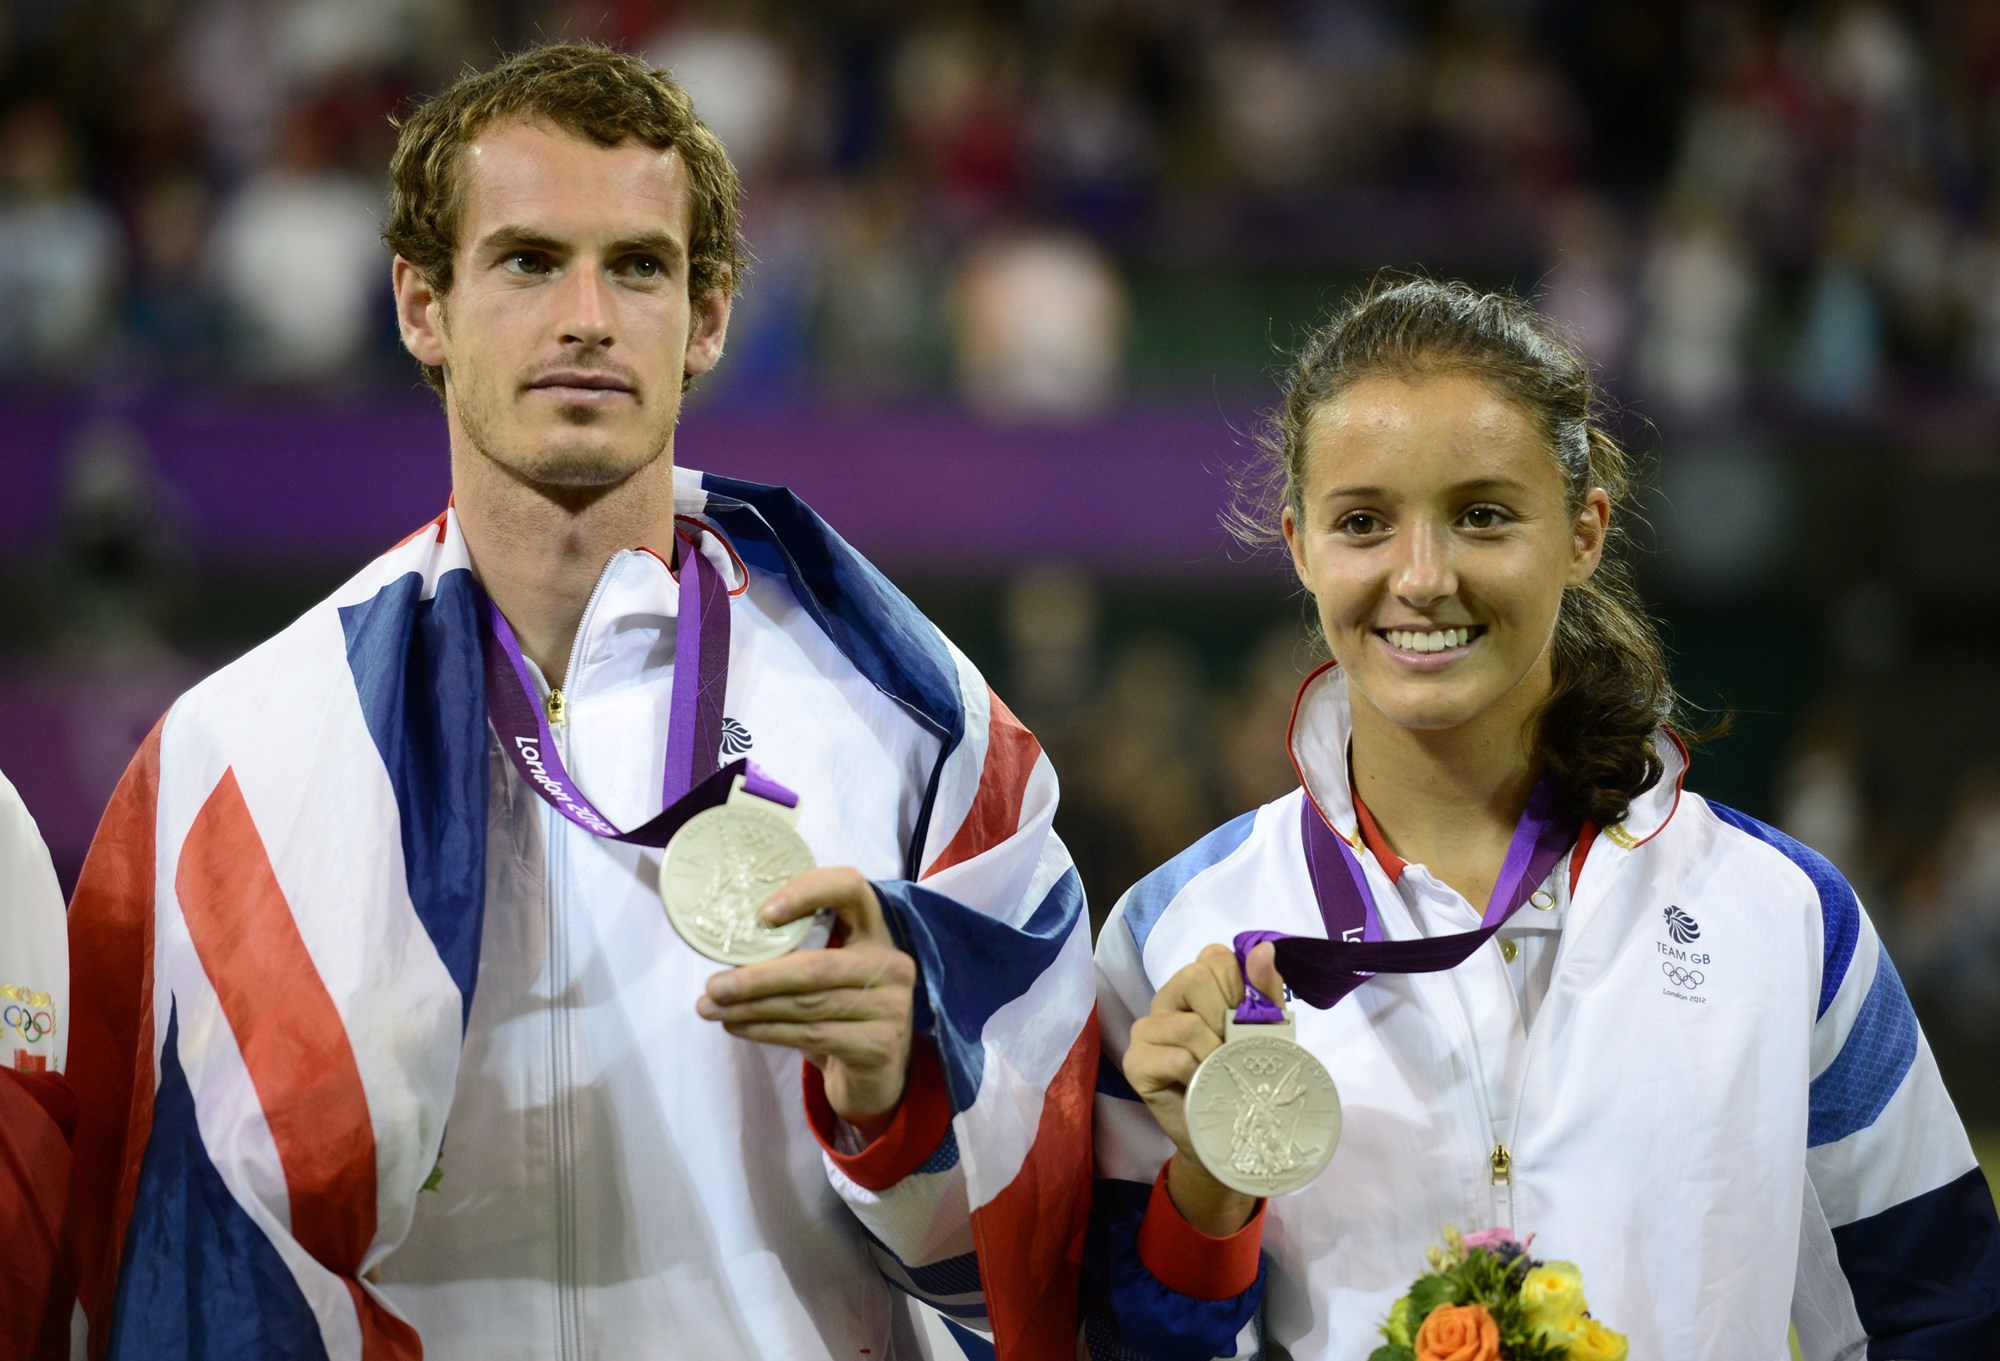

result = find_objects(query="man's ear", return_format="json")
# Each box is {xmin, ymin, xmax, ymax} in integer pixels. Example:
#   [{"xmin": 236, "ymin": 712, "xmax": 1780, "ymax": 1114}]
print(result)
[
  {"xmin": 683, "ymin": 265, "xmax": 733, "ymax": 378},
  {"xmin": 393, "ymin": 257, "xmax": 447, "ymax": 369}
]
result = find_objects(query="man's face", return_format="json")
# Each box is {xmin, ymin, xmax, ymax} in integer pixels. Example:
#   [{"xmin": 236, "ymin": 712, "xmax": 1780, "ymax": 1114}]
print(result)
[{"xmin": 395, "ymin": 118, "xmax": 730, "ymax": 491}]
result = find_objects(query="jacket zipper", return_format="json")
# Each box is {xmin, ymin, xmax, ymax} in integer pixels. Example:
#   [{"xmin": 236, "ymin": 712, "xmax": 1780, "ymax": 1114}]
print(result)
[
  {"xmin": 1489, "ymin": 1142, "xmax": 1513, "ymax": 1226},
  {"xmin": 1493, "ymin": 861, "xmax": 1592, "ymax": 1233},
  {"xmin": 546, "ymin": 784, "xmax": 582, "ymax": 1360},
  {"xmin": 545, "ymin": 568, "xmax": 610, "ymax": 1361},
  {"xmin": 1415, "ymin": 931, "xmax": 1513, "ymax": 1231},
  {"xmin": 1432, "ymin": 865, "xmax": 1567, "ymax": 1231}
]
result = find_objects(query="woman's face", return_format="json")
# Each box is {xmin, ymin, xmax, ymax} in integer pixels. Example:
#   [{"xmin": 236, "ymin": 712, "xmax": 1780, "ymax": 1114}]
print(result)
[{"xmin": 1282, "ymin": 372, "xmax": 1609, "ymax": 743}]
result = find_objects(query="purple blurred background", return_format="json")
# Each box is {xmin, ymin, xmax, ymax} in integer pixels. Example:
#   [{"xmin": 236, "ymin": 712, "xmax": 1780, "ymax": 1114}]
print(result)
[{"xmin": 1, "ymin": 0, "xmax": 1997, "ymax": 1128}]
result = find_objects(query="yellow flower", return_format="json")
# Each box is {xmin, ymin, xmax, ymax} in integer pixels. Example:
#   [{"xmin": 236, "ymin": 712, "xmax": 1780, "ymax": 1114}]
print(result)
[
  {"xmin": 1567, "ymin": 1317, "xmax": 1629, "ymax": 1361},
  {"xmin": 1384, "ymin": 1296, "xmax": 1415, "ymax": 1348},
  {"xmin": 1520, "ymin": 1261, "xmax": 1587, "ymax": 1343}
]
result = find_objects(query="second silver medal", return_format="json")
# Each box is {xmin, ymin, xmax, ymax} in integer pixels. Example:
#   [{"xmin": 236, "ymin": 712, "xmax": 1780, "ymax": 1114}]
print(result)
[{"xmin": 1184, "ymin": 1008, "xmax": 1342, "ymax": 1198}]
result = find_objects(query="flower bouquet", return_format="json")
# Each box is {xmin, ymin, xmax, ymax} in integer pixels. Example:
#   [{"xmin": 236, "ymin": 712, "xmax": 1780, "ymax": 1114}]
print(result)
[{"xmin": 1368, "ymin": 1227, "xmax": 1627, "ymax": 1361}]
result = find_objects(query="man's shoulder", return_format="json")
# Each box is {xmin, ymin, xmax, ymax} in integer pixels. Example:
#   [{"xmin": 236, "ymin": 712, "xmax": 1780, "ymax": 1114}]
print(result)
[
  {"xmin": 692, "ymin": 471, "xmax": 973, "ymax": 736},
  {"xmin": 169, "ymin": 524, "xmax": 472, "ymax": 746}
]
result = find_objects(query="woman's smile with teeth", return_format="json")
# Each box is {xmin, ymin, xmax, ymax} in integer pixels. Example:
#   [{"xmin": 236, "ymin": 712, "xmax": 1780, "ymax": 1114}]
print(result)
[{"xmin": 1381, "ymin": 626, "xmax": 1478, "ymax": 653}]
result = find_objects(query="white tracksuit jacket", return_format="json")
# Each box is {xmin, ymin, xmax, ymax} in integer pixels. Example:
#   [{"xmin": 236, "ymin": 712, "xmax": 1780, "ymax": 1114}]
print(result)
[
  {"xmin": 1088, "ymin": 666, "xmax": 1999, "ymax": 1360},
  {"xmin": 1, "ymin": 766, "xmax": 66, "ymax": 1075},
  {"xmin": 369, "ymin": 516, "xmax": 997, "ymax": 1359}
]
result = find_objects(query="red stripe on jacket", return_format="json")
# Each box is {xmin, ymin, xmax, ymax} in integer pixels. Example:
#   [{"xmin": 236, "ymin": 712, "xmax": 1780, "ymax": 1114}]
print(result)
[
  {"xmin": 64, "ymin": 720, "xmax": 163, "ymax": 1360},
  {"xmin": 970, "ymin": 1015, "xmax": 1097, "ymax": 1359},
  {"xmin": 923, "ymin": 690, "xmax": 1043, "ymax": 879}
]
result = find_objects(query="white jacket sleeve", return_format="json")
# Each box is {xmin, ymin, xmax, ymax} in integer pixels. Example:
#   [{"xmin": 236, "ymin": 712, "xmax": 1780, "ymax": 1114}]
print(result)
[
  {"xmin": 1792, "ymin": 897, "xmax": 2000, "ymax": 1358},
  {"xmin": 0, "ymin": 766, "xmax": 67, "ymax": 1074},
  {"xmin": 1084, "ymin": 868, "xmax": 1263, "ymax": 1361}
]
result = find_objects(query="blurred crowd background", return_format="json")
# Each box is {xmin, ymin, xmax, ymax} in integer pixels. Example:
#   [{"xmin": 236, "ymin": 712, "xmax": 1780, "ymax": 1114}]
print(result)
[{"xmin": 0, "ymin": 0, "xmax": 1996, "ymax": 1125}]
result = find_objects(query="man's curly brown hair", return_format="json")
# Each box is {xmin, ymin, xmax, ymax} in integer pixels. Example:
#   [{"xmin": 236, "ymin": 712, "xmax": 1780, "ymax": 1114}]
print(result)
[{"xmin": 383, "ymin": 41, "xmax": 747, "ymax": 395}]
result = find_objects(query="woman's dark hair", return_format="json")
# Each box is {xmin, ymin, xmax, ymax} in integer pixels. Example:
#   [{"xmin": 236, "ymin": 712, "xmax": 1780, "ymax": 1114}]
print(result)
[{"xmin": 1233, "ymin": 275, "xmax": 1685, "ymax": 827}]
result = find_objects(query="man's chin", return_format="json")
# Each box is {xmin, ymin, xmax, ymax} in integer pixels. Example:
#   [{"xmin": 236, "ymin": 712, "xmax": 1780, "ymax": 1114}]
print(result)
[
  {"xmin": 511, "ymin": 432, "xmax": 669, "ymax": 490},
  {"xmin": 520, "ymin": 451, "xmax": 642, "ymax": 489}
]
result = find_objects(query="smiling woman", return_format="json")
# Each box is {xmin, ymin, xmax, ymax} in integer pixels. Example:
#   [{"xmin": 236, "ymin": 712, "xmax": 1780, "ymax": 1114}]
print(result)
[{"xmin": 1085, "ymin": 277, "xmax": 2000, "ymax": 1361}]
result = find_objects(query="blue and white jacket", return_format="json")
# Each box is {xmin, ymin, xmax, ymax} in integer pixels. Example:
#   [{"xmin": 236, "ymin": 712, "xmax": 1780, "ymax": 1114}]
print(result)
[{"xmin": 1089, "ymin": 665, "xmax": 2000, "ymax": 1360}]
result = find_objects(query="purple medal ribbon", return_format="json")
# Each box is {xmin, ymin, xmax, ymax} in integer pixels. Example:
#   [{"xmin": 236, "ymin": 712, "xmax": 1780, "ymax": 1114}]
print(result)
[
  {"xmin": 1233, "ymin": 776, "xmax": 1576, "ymax": 1023},
  {"xmin": 479, "ymin": 526, "xmax": 796, "ymax": 846}
]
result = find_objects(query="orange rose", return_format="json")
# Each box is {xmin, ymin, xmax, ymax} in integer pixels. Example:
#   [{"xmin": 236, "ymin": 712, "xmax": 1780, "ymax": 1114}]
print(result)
[{"xmin": 1414, "ymin": 1302, "xmax": 1501, "ymax": 1361}]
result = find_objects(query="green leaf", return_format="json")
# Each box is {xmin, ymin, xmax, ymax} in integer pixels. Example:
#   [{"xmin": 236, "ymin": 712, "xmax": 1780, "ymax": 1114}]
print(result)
[
  {"xmin": 1366, "ymin": 1348, "xmax": 1416, "ymax": 1361},
  {"xmin": 1407, "ymin": 1272, "xmax": 1455, "ymax": 1322}
]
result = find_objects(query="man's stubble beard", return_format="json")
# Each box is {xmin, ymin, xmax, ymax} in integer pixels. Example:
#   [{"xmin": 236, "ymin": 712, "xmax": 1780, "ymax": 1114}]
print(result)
[{"xmin": 451, "ymin": 366, "xmax": 678, "ymax": 494}]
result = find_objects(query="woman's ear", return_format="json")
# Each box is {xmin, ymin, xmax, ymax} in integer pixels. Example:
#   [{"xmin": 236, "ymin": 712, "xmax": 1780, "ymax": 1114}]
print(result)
[
  {"xmin": 1282, "ymin": 502, "xmax": 1312, "ymax": 593},
  {"xmin": 1567, "ymin": 487, "xmax": 1611, "ymax": 586}
]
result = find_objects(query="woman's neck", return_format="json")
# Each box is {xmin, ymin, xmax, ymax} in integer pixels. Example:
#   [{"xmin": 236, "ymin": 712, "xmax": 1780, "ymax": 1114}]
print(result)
[{"xmin": 1346, "ymin": 694, "xmax": 1543, "ymax": 908}]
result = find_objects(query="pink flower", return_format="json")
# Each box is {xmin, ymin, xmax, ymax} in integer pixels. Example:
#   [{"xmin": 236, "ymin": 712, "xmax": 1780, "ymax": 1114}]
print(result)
[{"xmin": 1461, "ymin": 1228, "xmax": 1520, "ymax": 1252}]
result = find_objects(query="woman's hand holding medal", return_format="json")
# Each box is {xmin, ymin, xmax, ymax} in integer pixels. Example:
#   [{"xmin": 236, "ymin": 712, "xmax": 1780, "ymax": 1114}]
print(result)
[
  {"xmin": 695, "ymin": 866, "xmax": 919, "ymax": 1138},
  {"xmin": 1124, "ymin": 940, "xmax": 1288, "ymax": 1236}
]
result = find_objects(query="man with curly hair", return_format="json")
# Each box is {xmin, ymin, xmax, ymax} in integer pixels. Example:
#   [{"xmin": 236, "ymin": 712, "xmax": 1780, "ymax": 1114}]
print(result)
[{"xmin": 62, "ymin": 43, "xmax": 1093, "ymax": 1361}]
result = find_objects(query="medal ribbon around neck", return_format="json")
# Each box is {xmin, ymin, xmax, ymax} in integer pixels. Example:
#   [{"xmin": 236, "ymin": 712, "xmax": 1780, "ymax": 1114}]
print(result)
[
  {"xmin": 479, "ymin": 524, "xmax": 797, "ymax": 844},
  {"xmin": 1232, "ymin": 776, "xmax": 1577, "ymax": 1023}
]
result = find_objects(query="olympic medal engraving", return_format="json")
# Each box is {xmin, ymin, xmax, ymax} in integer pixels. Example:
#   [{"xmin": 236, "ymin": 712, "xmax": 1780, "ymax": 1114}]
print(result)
[
  {"xmin": 1185, "ymin": 1016, "xmax": 1341, "ymax": 1198},
  {"xmin": 661, "ymin": 801, "xmax": 817, "ymax": 964}
]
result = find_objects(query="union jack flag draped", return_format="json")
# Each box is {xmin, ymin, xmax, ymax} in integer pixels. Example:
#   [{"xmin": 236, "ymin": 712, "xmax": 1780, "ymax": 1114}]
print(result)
[{"xmin": 65, "ymin": 469, "xmax": 1095, "ymax": 1361}]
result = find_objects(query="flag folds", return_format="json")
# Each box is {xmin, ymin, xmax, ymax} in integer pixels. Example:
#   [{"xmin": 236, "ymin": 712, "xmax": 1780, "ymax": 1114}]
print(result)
[{"xmin": 65, "ymin": 469, "xmax": 1094, "ymax": 1360}]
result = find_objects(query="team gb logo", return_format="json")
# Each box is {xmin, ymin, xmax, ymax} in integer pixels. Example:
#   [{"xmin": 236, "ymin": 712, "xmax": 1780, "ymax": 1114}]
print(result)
[{"xmin": 1664, "ymin": 905, "xmax": 1701, "ymax": 945}]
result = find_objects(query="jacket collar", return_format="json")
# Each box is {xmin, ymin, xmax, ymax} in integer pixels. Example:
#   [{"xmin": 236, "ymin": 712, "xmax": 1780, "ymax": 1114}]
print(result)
[{"xmin": 1285, "ymin": 661, "xmax": 1689, "ymax": 853}]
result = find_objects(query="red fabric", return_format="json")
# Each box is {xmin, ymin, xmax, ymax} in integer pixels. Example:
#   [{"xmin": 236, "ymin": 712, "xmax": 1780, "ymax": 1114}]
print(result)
[
  {"xmin": 968, "ymin": 1016, "xmax": 1096, "ymax": 1360},
  {"xmin": 64, "ymin": 721, "xmax": 163, "ymax": 1361},
  {"xmin": 1350, "ymin": 790, "xmax": 1406, "ymax": 882},
  {"xmin": 1568, "ymin": 822, "xmax": 1599, "ymax": 896},
  {"xmin": 345, "ymin": 1280, "xmax": 424, "ymax": 1361},
  {"xmin": 801, "ymin": 1038, "xmax": 955, "ymax": 1192},
  {"xmin": 1135, "ymin": 1160, "xmax": 1268, "ymax": 1301},
  {"xmin": 388, "ymin": 509, "xmax": 448, "ymax": 551},
  {"xmin": 0, "ymin": 1069, "xmax": 76, "ymax": 1361},
  {"xmin": 175, "ymin": 772, "xmax": 379, "ymax": 1273},
  {"xmin": 922, "ymin": 690, "xmax": 1042, "ymax": 878},
  {"xmin": 174, "ymin": 770, "xmax": 422, "ymax": 1361},
  {"xmin": 1357, "ymin": 793, "xmax": 1601, "ymax": 900}
]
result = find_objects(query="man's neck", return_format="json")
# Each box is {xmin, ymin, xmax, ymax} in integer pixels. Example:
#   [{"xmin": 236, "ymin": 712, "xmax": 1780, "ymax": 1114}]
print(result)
[
  {"xmin": 452, "ymin": 444, "xmax": 681, "ymax": 686},
  {"xmin": 1346, "ymin": 686, "xmax": 1545, "ymax": 906}
]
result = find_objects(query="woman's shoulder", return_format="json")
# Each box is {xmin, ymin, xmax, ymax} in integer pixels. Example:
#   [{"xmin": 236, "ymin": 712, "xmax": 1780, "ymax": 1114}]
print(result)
[
  {"xmin": 1106, "ymin": 790, "xmax": 1307, "ymax": 957},
  {"xmin": 1675, "ymin": 791, "xmax": 1859, "ymax": 903},
  {"xmin": 1667, "ymin": 791, "xmax": 1865, "ymax": 991}
]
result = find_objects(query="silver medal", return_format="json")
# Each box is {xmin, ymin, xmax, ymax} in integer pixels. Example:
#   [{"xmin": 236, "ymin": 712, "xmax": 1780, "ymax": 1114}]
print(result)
[
  {"xmin": 1185, "ymin": 1009, "xmax": 1341, "ymax": 1198},
  {"xmin": 661, "ymin": 776, "xmax": 817, "ymax": 965}
]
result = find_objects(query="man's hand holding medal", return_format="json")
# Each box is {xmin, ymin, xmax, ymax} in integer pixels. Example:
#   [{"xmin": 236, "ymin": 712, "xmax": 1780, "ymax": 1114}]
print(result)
[{"xmin": 694, "ymin": 865, "xmax": 919, "ymax": 1136}]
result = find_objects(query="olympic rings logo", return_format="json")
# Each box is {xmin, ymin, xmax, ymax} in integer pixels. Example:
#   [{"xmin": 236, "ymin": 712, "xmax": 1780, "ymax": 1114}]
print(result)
[
  {"xmin": 1661, "ymin": 962, "xmax": 1705, "ymax": 990},
  {"xmin": 3, "ymin": 1002, "xmax": 56, "ymax": 1043}
]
